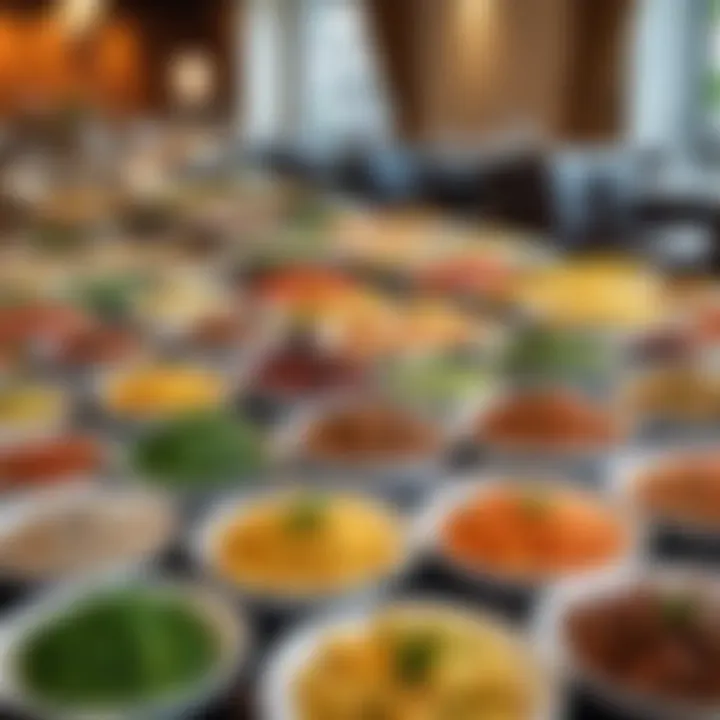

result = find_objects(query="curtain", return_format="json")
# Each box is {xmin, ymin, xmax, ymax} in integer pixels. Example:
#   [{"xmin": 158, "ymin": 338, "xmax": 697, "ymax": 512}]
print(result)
[
  {"xmin": 559, "ymin": 0, "xmax": 633, "ymax": 140},
  {"xmin": 365, "ymin": 0, "xmax": 429, "ymax": 140}
]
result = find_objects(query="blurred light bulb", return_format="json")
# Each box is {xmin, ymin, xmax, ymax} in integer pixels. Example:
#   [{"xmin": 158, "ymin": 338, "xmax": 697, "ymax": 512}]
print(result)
[
  {"xmin": 58, "ymin": 0, "xmax": 106, "ymax": 36},
  {"xmin": 168, "ymin": 50, "xmax": 216, "ymax": 110}
]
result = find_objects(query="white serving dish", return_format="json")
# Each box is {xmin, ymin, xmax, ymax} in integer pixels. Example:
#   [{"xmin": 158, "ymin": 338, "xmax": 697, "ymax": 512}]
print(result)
[
  {"xmin": 533, "ymin": 565, "xmax": 720, "ymax": 720},
  {"xmin": 412, "ymin": 474, "xmax": 643, "ymax": 593},
  {"xmin": 612, "ymin": 447, "xmax": 720, "ymax": 543},
  {"xmin": 0, "ymin": 484, "xmax": 179, "ymax": 585},
  {"xmin": 0, "ymin": 579, "xmax": 249, "ymax": 720},
  {"xmin": 273, "ymin": 395, "xmax": 448, "ymax": 489},
  {"xmin": 260, "ymin": 597, "xmax": 557, "ymax": 720},
  {"xmin": 190, "ymin": 488, "xmax": 416, "ymax": 612}
]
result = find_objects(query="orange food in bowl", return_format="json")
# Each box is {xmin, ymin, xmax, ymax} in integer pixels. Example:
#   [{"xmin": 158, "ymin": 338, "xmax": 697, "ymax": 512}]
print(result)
[
  {"xmin": 477, "ymin": 389, "xmax": 619, "ymax": 449},
  {"xmin": 441, "ymin": 486, "xmax": 627, "ymax": 579},
  {"xmin": 635, "ymin": 451, "xmax": 720, "ymax": 527},
  {"xmin": 255, "ymin": 268, "xmax": 356, "ymax": 308}
]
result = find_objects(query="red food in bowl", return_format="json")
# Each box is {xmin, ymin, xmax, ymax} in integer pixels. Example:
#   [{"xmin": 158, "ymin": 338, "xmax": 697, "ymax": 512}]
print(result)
[
  {"xmin": 0, "ymin": 436, "xmax": 104, "ymax": 487},
  {"xmin": 54, "ymin": 326, "xmax": 140, "ymax": 367},
  {"xmin": 254, "ymin": 346, "xmax": 364, "ymax": 395},
  {"xmin": 0, "ymin": 304, "xmax": 89, "ymax": 349}
]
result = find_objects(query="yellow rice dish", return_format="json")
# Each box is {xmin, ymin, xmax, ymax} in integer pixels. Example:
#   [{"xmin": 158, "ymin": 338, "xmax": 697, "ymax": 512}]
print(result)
[
  {"xmin": 214, "ymin": 494, "xmax": 404, "ymax": 595},
  {"xmin": 104, "ymin": 365, "xmax": 226, "ymax": 419},
  {"xmin": 295, "ymin": 605, "xmax": 544, "ymax": 720},
  {"xmin": 519, "ymin": 259, "xmax": 663, "ymax": 330},
  {"xmin": 0, "ymin": 385, "xmax": 67, "ymax": 432}
]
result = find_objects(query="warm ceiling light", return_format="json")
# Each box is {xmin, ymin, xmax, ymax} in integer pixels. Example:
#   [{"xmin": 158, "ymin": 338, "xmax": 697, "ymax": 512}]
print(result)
[
  {"xmin": 168, "ymin": 50, "xmax": 217, "ymax": 110},
  {"xmin": 58, "ymin": 0, "xmax": 106, "ymax": 36}
]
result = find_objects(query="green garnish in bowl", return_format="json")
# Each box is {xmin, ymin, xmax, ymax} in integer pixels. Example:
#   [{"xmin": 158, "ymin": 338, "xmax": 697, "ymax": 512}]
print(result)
[
  {"xmin": 284, "ymin": 494, "xmax": 329, "ymax": 534},
  {"xmin": 131, "ymin": 412, "xmax": 266, "ymax": 488},
  {"xmin": 393, "ymin": 631, "xmax": 443, "ymax": 686},
  {"xmin": 73, "ymin": 274, "xmax": 149, "ymax": 323}
]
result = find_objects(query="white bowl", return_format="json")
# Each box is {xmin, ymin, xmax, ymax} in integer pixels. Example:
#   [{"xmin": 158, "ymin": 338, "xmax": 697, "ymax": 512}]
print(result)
[
  {"xmin": 190, "ymin": 488, "xmax": 416, "ymax": 611},
  {"xmin": 0, "ymin": 484, "xmax": 179, "ymax": 585},
  {"xmin": 0, "ymin": 579, "xmax": 249, "ymax": 720},
  {"xmin": 612, "ymin": 447, "xmax": 720, "ymax": 543},
  {"xmin": 260, "ymin": 597, "xmax": 557, "ymax": 720},
  {"xmin": 533, "ymin": 565, "xmax": 720, "ymax": 720},
  {"xmin": 273, "ymin": 396, "xmax": 446, "ymax": 488},
  {"xmin": 412, "ymin": 474, "xmax": 643, "ymax": 593},
  {"xmin": 94, "ymin": 361, "xmax": 237, "ymax": 430},
  {"xmin": 462, "ymin": 385, "xmax": 630, "ymax": 462}
]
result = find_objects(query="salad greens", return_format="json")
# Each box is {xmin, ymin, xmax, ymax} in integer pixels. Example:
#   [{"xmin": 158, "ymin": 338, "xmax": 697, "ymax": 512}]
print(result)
[
  {"xmin": 385, "ymin": 354, "xmax": 489, "ymax": 405},
  {"xmin": 502, "ymin": 326, "xmax": 610, "ymax": 382},
  {"xmin": 73, "ymin": 274, "xmax": 149, "ymax": 323}
]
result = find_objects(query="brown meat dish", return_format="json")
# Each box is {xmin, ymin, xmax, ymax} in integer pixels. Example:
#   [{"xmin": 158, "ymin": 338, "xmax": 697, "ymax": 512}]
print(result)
[
  {"xmin": 477, "ymin": 389, "xmax": 618, "ymax": 448},
  {"xmin": 304, "ymin": 403, "xmax": 440, "ymax": 461},
  {"xmin": 636, "ymin": 452, "xmax": 720, "ymax": 526},
  {"xmin": 567, "ymin": 586, "xmax": 720, "ymax": 706}
]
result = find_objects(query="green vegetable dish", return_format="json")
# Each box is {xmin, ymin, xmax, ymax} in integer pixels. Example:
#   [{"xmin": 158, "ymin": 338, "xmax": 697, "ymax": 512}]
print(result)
[
  {"xmin": 385, "ymin": 354, "xmax": 489, "ymax": 405},
  {"xmin": 18, "ymin": 590, "xmax": 220, "ymax": 709},
  {"xmin": 132, "ymin": 413, "xmax": 266, "ymax": 487},
  {"xmin": 503, "ymin": 326, "xmax": 610, "ymax": 382}
]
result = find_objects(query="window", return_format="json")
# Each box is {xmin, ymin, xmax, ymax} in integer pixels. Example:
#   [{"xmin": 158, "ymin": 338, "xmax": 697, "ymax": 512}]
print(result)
[
  {"xmin": 299, "ymin": 0, "xmax": 390, "ymax": 143},
  {"xmin": 243, "ymin": 0, "xmax": 390, "ymax": 143},
  {"xmin": 703, "ymin": 0, "xmax": 720, "ymax": 130}
]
